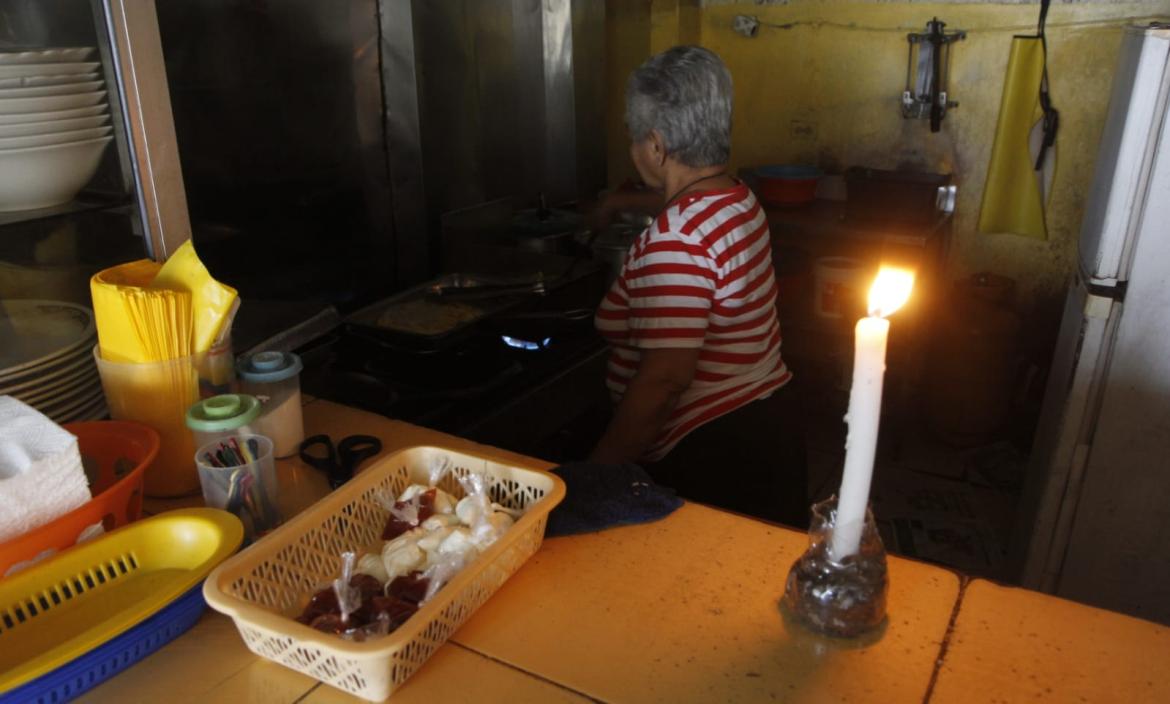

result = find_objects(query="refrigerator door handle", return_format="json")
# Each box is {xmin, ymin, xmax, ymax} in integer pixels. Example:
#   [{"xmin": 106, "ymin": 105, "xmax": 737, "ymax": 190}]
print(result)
[{"xmin": 1085, "ymin": 278, "xmax": 1128, "ymax": 302}]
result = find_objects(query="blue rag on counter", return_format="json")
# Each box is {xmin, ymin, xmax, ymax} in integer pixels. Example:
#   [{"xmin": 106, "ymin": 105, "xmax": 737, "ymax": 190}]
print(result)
[{"xmin": 545, "ymin": 461, "xmax": 684, "ymax": 537}]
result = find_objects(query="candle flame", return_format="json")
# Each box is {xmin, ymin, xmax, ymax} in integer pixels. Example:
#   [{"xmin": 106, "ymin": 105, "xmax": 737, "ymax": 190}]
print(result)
[{"xmin": 868, "ymin": 267, "xmax": 915, "ymax": 318}]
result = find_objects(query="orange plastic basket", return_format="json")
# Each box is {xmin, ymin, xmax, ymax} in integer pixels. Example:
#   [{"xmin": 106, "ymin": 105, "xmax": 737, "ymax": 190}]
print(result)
[{"xmin": 0, "ymin": 420, "xmax": 159, "ymax": 577}]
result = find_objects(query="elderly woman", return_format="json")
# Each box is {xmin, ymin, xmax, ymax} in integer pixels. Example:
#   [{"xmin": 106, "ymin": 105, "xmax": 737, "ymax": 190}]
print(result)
[{"xmin": 590, "ymin": 46, "xmax": 807, "ymax": 527}]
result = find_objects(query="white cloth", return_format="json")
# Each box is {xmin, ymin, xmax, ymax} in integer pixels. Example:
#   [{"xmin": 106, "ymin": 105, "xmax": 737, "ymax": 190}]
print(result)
[{"xmin": 0, "ymin": 396, "xmax": 91, "ymax": 542}]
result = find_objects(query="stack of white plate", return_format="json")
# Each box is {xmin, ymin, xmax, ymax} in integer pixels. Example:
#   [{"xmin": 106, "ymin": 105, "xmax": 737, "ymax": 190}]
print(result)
[
  {"xmin": 0, "ymin": 300, "xmax": 107, "ymax": 424},
  {"xmin": 0, "ymin": 47, "xmax": 113, "ymax": 212}
]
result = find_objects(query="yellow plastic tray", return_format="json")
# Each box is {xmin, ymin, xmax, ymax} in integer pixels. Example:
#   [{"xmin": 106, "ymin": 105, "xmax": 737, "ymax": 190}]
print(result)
[
  {"xmin": 0, "ymin": 508, "xmax": 243, "ymax": 693},
  {"xmin": 203, "ymin": 445, "xmax": 565, "ymax": 702}
]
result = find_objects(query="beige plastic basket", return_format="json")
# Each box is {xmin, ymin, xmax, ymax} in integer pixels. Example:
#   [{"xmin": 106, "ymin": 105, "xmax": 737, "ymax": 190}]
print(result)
[{"xmin": 202, "ymin": 445, "xmax": 565, "ymax": 701}]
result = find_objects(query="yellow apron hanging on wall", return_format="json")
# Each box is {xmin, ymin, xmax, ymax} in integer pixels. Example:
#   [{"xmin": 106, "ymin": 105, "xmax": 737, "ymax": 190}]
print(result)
[{"xmin": 978, "ymin": 36, "xmax": 1054, "ymax": 239}]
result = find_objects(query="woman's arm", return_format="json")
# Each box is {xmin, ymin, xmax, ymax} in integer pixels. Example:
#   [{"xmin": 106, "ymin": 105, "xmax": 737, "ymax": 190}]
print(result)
[
  {"xmin": 591, "ymin": 186, "xmax": 665, "ymax": 230},
  {"xmin": 589, "ymin": 347, "xmax": 700, "ymax": 464}
]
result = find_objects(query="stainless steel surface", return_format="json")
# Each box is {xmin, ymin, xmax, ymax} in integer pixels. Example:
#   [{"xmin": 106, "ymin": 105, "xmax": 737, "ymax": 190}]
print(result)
[
  {"xmin": 512, "ymin": 0, "xmax": 547, "ymax": 203},
  {"xmin": 409, "ymin": 0, "xmax": 604, "ymax": 240},
  {"xmin": 153, "ymin": 0, "xmax": 600, "ymax": 296},
  {"xmin": 412, "ymin": 0, "xmax": 523, "ymax": 216},
  {"xmin": 571, "ymin": 0, "xmax": 606, "ymax": 204},
  {"xmin": 103, "ymin": 0, "xmax": 190, "ymax": 259},
  {"xmin": 541, "ymin": 0, "xmax": 576, "ymax": 205},
  {"xmin": 156, "ymin": 0, "xmax": 397, "ymax": 294},
  {"xmin": 380, "ymin": 0, "xmax": 429, "ymax": 286}
]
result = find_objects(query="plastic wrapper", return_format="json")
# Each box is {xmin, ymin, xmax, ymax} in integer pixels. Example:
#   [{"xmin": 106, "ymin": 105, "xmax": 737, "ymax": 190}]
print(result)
[
  {"xmin": 296, "ymin": 454, "xmax": 522, "ymax": 640},
  {"xmin": 333, "ymin": 552, "xmax": 362, "ymax": 625},
  {"xmin": 421, "ymin": 550, "xmax": 473, "ymax": 604}
]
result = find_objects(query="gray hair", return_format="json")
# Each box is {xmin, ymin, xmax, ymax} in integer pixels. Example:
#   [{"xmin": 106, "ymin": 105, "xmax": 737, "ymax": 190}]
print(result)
[{"xmin": 625, "ymin": 46, "xmax": 733, "ymax": 168}]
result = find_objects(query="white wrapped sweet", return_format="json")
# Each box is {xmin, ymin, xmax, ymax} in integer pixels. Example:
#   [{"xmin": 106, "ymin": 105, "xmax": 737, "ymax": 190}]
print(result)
[
  {"xmin": 383, "ymin": 527, "xmax": 425, "ymax": 555},
  {"xmin": 398, "ymin": 483, "xmax": 431, "ymax": 503},
  {"xmin": 432, "ymin": 488, "xmax": 458, "ymax": 515},
  {"xmin": 415, "ymin": 525, "xmax": 455, "ymax": 554},
  {"xmin": 356, "ymin": 552, "xmax": 390, "ymax": 584},
  {"xmin": 471, "ymin": 511, "xmax": 514, "ymax": 550},
  {"xmin": 382, "ymin": 543, "xmax": 424, "ymax": 581},
  {"xmin": 455, "ymin": 495, "xmax": 484, "ymax": 526},
  {"xmin": 421, "ymin": 514, "xmax": 461, "ymax": 531},
  {"xmin": 438, "ymin": 527, "xmax": 478, "ymax": 558}
]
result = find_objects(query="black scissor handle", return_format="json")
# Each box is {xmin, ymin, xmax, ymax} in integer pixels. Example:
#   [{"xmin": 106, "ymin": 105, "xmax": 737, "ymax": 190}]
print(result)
[
  {"xmin": 298, "ymin": 434, "xmax": 338, "ymax": 475},
  {"xmin": 336, "ymin": 435, "xmax": 383, "ymax": 485}
]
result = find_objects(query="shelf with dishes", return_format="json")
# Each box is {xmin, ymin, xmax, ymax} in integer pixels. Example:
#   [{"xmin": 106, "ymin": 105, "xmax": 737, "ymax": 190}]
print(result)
[{"xmin": 0, "ymin": 46, "xmax": 124, "ymax": 225}]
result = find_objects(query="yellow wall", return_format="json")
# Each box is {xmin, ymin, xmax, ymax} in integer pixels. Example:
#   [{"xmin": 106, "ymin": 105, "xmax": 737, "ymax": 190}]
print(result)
[{"xmin": 605, "ymin": 1, "xmax": 1170, "ymax": 303}]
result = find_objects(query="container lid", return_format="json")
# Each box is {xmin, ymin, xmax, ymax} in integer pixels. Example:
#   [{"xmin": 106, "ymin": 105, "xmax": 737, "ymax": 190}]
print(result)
[
  {"xmin": 236, "ymin": 351, "xmax": 303, "ymax": 384},
  {"xmin": 185, "ymin": 394, "xmax": 262, "ymax": 432}
]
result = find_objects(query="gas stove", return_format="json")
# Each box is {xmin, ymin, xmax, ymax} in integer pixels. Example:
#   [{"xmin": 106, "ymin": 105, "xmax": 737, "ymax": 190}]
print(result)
[{"xmin": 299, "ymin": 265, "xmax": 613, "ymax": 461}]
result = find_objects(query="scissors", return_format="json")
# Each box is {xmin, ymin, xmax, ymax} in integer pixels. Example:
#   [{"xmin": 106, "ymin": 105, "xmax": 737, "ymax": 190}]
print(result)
[{"xmin": 298, "ymin": 434, "xmax": 383, "ymax": 489}]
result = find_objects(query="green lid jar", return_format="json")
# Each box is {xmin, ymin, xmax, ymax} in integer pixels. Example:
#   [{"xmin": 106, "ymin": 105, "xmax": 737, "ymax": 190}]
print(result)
[{"xmin": 186, "ymin": 394, "xmax": 263, "ymax": 450}]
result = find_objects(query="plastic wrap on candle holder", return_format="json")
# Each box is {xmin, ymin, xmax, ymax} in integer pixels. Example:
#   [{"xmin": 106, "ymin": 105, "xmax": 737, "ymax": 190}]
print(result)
[{"xmin": 782, "ymin": 496, "xmax": 888, "ymax": 637}]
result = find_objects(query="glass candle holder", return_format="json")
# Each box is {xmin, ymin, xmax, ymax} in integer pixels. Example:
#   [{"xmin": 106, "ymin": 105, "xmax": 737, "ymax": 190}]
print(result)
[{"xmin": 781, "ymin": 496, "xmax": 888, "ymax": 638}]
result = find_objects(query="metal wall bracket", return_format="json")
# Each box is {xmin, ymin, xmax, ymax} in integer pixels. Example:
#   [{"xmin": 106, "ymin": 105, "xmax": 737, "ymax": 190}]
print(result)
[{"xmin": 902, "ymin": 18, "xmax": 966, "ymax": 132}]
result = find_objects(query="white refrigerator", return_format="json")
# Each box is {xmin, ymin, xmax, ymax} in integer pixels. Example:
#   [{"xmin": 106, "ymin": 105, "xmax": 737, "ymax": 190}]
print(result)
[{"xmin": 1014, "ymin": 23, "xmax": 1170, "ymax": 624}]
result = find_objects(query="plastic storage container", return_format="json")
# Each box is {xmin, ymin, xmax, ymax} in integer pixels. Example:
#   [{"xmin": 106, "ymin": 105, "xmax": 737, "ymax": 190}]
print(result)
[
  {"xmin": 0, "ymin": 420, "xmax": 159, "ymax": 578},
  {"xmin": 194, "ymin": 433, "xmax": 280, "ymax": 544},
  {"xmin": 754, "ymin": 165, "xmax": 822, "ymax": 207},
  {"xmin": 185, "ymin": 393, "xmax": 262, "ymax": 452},
  {"xmin": 237, "ymin": 351, "xmax": 304, "ymax": 458},
  {"xmin": 93, "ymin": 346, "xmax": 202, "ymax": 497},
  {"xmin": 203, "ymin": 445, "xmax": 566, "ymax": 702}
]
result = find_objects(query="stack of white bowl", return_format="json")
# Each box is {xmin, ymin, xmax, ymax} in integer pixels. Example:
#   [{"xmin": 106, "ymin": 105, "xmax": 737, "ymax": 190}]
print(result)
[{"xmin": 0, "ymin": 47, "xmax": 113, "ymax": 212}]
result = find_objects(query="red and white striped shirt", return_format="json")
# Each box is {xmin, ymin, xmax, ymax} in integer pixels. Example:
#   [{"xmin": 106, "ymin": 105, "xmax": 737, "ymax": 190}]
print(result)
[{"xmin": 595, "ymin": 181, "xmax": 791, "ymax": 461}]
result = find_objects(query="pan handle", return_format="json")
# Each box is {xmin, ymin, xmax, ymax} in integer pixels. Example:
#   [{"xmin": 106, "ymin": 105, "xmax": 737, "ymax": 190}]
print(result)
[{"xmin": 497, "ymin": 308, "xmax": 593, "ymax": 322}]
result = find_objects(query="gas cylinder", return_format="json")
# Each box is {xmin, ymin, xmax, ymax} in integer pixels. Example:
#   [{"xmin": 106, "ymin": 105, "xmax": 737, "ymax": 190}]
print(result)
[{"xmin": 924, "ymin": 273, "xmax": 1022, "ymax": 446}]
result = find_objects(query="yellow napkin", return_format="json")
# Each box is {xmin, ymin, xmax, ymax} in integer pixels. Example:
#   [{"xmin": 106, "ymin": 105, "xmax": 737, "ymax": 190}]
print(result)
[
  {"xmin": 90, "ymin": 259, "xmax": 189, "ymax": 364},
  {"xmin": 151, "ymin": 240, "xmax": 238, "ymax": 354}
]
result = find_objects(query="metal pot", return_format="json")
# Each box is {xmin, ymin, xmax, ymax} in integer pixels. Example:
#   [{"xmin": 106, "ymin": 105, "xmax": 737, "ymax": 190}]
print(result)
[
  {"xmin": 512, "ymin": 207, "xmax": 585, "ymax": 255},
  {"xmin": 590, "ymin": 223, "xmax": 639, "ymax": 287}
]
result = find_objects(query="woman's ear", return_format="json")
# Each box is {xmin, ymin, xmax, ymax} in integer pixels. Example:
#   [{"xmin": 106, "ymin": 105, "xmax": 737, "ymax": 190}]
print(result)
[{"xmin": 649, "ymin": 130, "xmax": 667, "ymax": 166}]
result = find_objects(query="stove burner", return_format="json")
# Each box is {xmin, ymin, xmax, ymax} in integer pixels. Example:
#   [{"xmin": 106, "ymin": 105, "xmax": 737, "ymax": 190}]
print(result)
[{"xmin": 502, "ymin": 335, "xmax": 553, "ymax": 351}]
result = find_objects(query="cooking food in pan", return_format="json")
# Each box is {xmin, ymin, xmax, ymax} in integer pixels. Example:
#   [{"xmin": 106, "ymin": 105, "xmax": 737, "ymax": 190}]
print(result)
[{"xmin": 373, "ymin": 299, "xmax": 485, "ymax": 337}]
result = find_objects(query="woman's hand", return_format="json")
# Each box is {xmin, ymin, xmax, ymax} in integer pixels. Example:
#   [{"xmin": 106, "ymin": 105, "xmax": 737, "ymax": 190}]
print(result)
[
  {"xmin": 588, "ymin": 183, "xmax": 664, "ymax": 233},
  {"xmin": 588, "ymin": 347, "xmax": 700, "ymax": 465}
]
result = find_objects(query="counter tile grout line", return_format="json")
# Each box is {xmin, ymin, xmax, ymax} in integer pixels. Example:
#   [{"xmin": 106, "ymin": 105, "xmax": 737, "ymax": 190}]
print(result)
[
  {"xmin": 289, "ymin": 682, "xmax": 321, "ymax": 703},
  {"xmin": 172, "ymin": 655, "xmax": 271, "ymax": 704},
  {"xmin": 449, "ymin": 642, "xmax": 610, "ymax": 703},
  {"xmin": 921, "ymin": 576, "xmax": 971, "ymax": 704}
]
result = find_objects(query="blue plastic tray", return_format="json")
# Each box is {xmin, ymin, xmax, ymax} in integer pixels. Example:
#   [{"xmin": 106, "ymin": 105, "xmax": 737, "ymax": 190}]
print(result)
[{"xmin": 0, "ymin": 585, "xmax": 206, "ymax": 704}]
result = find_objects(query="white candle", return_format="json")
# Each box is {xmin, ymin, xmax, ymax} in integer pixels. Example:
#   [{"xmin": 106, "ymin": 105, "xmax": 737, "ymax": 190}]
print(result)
[{"xmin": 829, "ymin": 267, "xmax": 914, "ymax": 562}]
